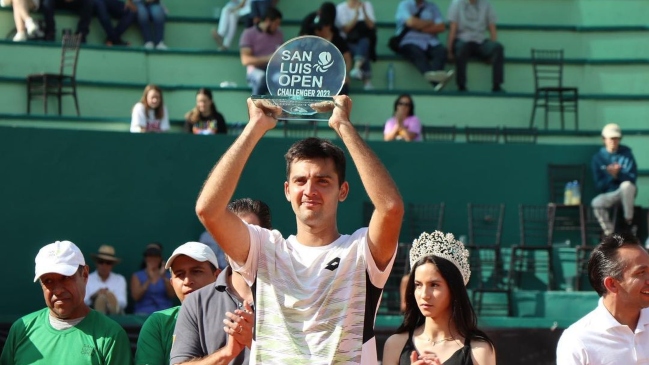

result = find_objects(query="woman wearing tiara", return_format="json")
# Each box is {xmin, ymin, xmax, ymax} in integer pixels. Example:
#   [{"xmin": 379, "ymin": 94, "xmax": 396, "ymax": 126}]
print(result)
[{"xmin": 383, "ymin": 231, "xmax": 496, "ymax": 365}]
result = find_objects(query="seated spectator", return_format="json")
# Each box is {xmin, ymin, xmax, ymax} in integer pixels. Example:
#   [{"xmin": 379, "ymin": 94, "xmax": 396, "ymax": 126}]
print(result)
[
  {"xmin": 0, "ymin": 240, "xmax": 132, "ymax": 364},
  {"xmin": 84, "ymin": 245, "xmax": 128, "ymax": 315},
  {"xmin": 212, "ymin": 0, "xmax": 249, "ymax": 51},
  {"xmin": 130, "ymin": 242, "xmax": 175, "ymax": 315},
  {"xmin": 130, "ymin": 84, "xmax": 170, "ymax": 133},
  {"xmin": 135, "ymin": 241, "xmax": 222, "ymax": 365},
  {"xmin": 336, "ymin": 0, "xmax": 377, "ymax": 90},
  {"xmin": 183, "ymin": 88, "xmax": 227, "ymax": 135},
  {"xmin": 239, "ymin": 7, "xmax": 283, "ymax": 96},
  {"xmin": 93, "ymin": 0, "xmax": 136, "ymax": 46},
  {"xmin": 247, "ymin": 0, "xmax": 277, "ymax": 26},
  {"xmin": 384, "ymin": 94, "xmax": 422, "ymax": 142},
  {"xmin": 395, "ymin": 0, "xmax": 453, "ymax": 91},
  {"xmin": 41, "ymin": 0, "xmax": 92, "ymax": 42},
  {"xmin": 2, "ymin": 0, "xmax": 44, "ymax": 42},
  {"xmin": 298, "ymin": 1, "xmax": 335, "ymax": 36},
  {"xmin": 313, "ymin": 12, "xmax": 352, "ymax": 95},
  {"xmin": 447, "ymin": 0, "xmax": 504, "ymax": 92},
  {"xmin": 198, "ymin": 230, "xmax": 228, "ymax": 270},
  {"xmin": 133, "ymin": 0, "xmax": 166, "ymax": 49},
  {"xmin": 591, "ymin": 123, "xmax": 638, "ymax": 235}
]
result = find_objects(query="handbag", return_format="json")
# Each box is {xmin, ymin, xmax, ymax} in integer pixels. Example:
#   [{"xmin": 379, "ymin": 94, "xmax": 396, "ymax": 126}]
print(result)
[{"xmin": 388, "ymin": 7, "xmax": 426, "ymax": 53}]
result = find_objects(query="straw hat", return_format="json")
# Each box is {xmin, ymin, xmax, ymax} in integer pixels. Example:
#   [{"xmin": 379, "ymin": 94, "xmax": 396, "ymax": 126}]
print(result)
[{"xmin": 90, "ymin": 245, "xmax": 121, "ymax": 263}]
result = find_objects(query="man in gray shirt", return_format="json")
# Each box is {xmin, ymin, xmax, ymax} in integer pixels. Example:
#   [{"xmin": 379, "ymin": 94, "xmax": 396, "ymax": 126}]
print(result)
[{"xmin": 447, "ymin": 0, "xmax": 504, "ymax": 92}]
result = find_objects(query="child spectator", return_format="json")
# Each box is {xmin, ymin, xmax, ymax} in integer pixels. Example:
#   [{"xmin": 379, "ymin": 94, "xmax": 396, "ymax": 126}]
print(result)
[
  {"xmin": 183, "ymin": 88, "xmax": 228, "ymax": 135},
  {"xmin": 2, "ymin": 0, "xmax": 44, "ymax": 41},
  {"xmin": 133, "ymin": 0, "xmax": 167, "ymax": 49},
  {"xmin": 130, "ymin": 84, "xmax": 170, "ymax": 133},
  {"xmin": 211, "ymin": 0, "xmax": 249, "ymax": 51}
]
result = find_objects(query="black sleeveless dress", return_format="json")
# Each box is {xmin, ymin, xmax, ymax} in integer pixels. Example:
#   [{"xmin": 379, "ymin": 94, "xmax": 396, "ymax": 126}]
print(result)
[{"xmin": 398, "ymin": 330, "xmax": 473, "ymax": 365}]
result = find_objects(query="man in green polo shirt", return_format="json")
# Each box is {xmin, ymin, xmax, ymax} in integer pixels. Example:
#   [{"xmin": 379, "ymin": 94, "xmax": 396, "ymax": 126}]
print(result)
[{"xmin": 0, "ymin": 240, "xmax": 132, "ymax": 365}]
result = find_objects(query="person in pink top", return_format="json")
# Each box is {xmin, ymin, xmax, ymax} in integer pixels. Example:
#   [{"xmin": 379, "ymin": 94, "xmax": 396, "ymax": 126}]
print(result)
[{"xmin": 384, "ymin": 94, "xmax": 422, "ymax": 142}]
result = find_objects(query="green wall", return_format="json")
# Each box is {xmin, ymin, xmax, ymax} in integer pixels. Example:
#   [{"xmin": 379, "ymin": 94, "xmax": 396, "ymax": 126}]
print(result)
[{"xmin": 0, "ymin": 127, "xmax": 599, "ymax": 316}]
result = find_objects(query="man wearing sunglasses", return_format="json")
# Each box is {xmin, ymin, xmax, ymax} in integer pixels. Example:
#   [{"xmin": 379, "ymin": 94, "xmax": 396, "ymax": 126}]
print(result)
[{"xmin": 84, "ymin": 245, "xmax": 128, "ymax": 315}]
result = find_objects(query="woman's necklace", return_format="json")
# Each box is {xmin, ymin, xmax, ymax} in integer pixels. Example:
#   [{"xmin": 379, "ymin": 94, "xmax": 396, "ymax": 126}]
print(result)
[{"xmin": 423, "ymin": 335, "xmax": 455, "ymax": 346}]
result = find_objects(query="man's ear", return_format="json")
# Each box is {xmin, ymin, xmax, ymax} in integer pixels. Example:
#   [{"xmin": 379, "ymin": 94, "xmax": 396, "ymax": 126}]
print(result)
[
  {"xmin": 603, "ymin": 276, "xmax": 619, "ymax": 294},
  {"xmin": 338, "ymin": 181, "xmax": 349, "ymax": 202},
  {"xmin": 284, "ymin": 181, "xmax": 290, "ymax": 201}
]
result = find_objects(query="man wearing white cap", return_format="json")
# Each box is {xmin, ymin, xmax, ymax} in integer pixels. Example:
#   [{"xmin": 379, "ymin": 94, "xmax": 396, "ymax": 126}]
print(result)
[
  {"xmin": 135, "ymin": 241, "xmax": 226, "ymax": 365},
  {"xmin": 591, "ymin": 123, "xmax": 638, "ymax": 235},
  {"xmin": 0, "ymin": 240, "xmax": 132, "ymax": 365},
  {"xmin": 85, "ymin": 244, "xmax": 128, "ymax": 314}
]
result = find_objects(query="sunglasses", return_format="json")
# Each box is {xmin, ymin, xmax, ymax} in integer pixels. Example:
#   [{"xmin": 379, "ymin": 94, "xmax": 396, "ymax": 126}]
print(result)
[
  {"xmin": 397, "ymin": 102, "xmax": 412, "ymax": 106},
  {"xmin": 96, "ymin": 259, "xmax": 114, "ymax": 266}
]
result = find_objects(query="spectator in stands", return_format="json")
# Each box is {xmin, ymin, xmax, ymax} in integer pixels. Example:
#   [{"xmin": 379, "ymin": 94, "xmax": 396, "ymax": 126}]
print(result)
[
  {"xmin": 0, "ymin": 240, "xmax": 132, "ymax": 364},
  {"xmin": 2, "ymin": 0, "xmax": 44, "ymax": 42},
  {"xmin": 198, "ymin": 229, "xmax": 228, "ymax": 269},
  {"xmin": 184, "ymin": 88, "xmax": 228, "ymax": 135},
  {"xmin": 130, "ymin": 84, "xmax": 170, "ymax": 133},
  {"xmin": 170, "ymin": 198, "xmax": 272, "ymax": 365},
  {"xmin": 336, "ymin": 0, "xmax": 377, "ymax": 90},
  {"xmin": 383, "ymin": 231, "xmax": 496, "ymax": 365},
  {"xmin": 394, "ymin": 0, "xmax": 454, "ymax": 92},
  {"xmin": 591, "ymin": 123, "xmax": 638, "ymax": 235},
  {"xmin": 239, "ymin": 7, "xmax": 283, "ymax": 96},
  {"xmin": 195, "ymin": 95, "xmax": 403, "ymax": 363},
  {"xmin": 133, "ymin": 0, "xmax": 167, "ymax": 50},
  {"xmin": 93, "ymin": 0, "xmax": 136, "ymax": 46},
  {"xmin": 247, "ymin": 0, "xmax": 277, "ymax": 26},
  {"xmin": 313, "ymin": 11, "xmax": 352, "ymax": 95},
  {"xmin": 41, "ymin": 0, "xmax": 93, "ymax": 42},
  {"xmin": 135, "ymin": 241, "xmax": 221, "ymax": 365},
  {"xmin": 447, "ymin": 0, "xmax": 504, "ymax": 92},
  {"xmin": 130, "ymin": 242, "xmax": 175, "ymax": 315},
  {"xmin": 298, "ymin": 1, "xmax": 335, "ymax": 36},
  {"xmin": 384, "ymin": 94, "xmax": 422, "ymax": 142},
  {"xmin": 84, "ymin": 244, "xmax": 128, "ymax": 315},
  {"xmin": 212, "ymin": 0, "xmax": 249, "ymax": 51},
  {"xmin": 556, "ymin": 233, "xmax": 649, "ymax": 364}
]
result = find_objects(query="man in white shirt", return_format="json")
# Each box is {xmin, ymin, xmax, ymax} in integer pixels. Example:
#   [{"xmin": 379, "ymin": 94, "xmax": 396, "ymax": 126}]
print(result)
[
  {"xmin": 556, "ymin": 233, "xmax": 649, "ymax": 364},
  {"xmin": 84, "ymin": 245, "xmax": 128, "ymax": 314},
  {"xmin": 195, "ymin": 95, "xmax": 404, "ymax": 364}
]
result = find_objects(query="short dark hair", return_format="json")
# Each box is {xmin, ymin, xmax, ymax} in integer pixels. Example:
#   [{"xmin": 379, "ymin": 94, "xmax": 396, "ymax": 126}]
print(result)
[
  {"xmin": 588, "ymin": 233, "xmax": 642, "ymax": 296},
  {"xmin": 285, "ymin": 138, "xmax": 346, "ymax": 186},
  {"xmin": 227, "ymin": 198, "xmax": 272, "ymax": 229},
  {"xmin": 264, "ymin": 7, "xmax": 282, "ymax": 21},
  {"xmin": 393, "ymin": 94, "xmax": 415, "ymax": 117}
]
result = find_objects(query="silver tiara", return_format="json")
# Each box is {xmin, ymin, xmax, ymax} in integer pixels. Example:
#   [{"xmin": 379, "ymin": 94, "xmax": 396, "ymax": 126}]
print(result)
[{"xmin": 409, "ymin": 231, "xmax": 471, "ymax": 285}]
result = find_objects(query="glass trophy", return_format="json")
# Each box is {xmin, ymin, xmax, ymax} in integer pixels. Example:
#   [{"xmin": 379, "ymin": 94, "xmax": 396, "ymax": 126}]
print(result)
[{"xmin": 252, "ymin": 35, "xmax": 346, "ymax": 121}]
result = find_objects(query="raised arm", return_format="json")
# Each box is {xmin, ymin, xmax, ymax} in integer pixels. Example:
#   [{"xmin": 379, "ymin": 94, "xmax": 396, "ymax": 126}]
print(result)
[
  {"xmin": 328, "ymin": 95, "xmax": 404, "ymax": 270},
  {"xmin": 195, "ymin": 99, "xmax": 281, "ymax": 265}
]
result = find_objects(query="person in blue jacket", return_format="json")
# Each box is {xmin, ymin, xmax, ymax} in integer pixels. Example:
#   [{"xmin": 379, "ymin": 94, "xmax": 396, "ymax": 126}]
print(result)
[{"xmin": 591, "ymin": 123, "xmax": 637, "ymax": 235}]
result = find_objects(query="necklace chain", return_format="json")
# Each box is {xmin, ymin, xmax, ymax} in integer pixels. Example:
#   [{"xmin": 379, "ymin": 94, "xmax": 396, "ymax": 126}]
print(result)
[{"xmin": 423, "ymin": 336, "xmax": 455, "ymax": 345}]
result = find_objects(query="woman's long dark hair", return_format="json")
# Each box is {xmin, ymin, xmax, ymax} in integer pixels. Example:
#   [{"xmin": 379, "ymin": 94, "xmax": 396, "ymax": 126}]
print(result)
[
  {"xmin": 185, "ymin": 88, "xmax": 219, "ymax": 123},
  {"xmin": 397, "ymin": 256, "xmax": 494, "ymax": 348}
]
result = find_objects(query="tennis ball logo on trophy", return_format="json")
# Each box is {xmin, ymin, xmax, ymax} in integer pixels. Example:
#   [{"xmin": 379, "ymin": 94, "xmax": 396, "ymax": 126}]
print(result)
[{"xmin": 315, "ymin": 52, "xmax": 334, "ymax": 73}]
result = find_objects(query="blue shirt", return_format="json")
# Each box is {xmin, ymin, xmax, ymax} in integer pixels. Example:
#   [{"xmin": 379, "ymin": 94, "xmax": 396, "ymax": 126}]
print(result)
[{"xmin": 395, "ymin": 0, "xmax": 444, "ymax": 49}]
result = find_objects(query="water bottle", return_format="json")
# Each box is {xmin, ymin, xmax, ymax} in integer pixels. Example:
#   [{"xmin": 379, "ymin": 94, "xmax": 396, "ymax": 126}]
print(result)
[
  {"xmin": 563, "ymin": 182, "xmax": 573, "ymax": 205},
  {"xmin": 571, "ymin": 180, "xmax": 581, "ymax": 205},
  {"xmin": 387, "ymin": 63, "xmax": 395, "ymax": 90}
]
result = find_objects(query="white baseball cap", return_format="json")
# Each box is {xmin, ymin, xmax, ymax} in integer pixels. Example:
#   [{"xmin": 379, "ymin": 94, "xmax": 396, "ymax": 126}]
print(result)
[
  {"xmin": 34, "ymin": 240, "xmax": 86, "ymax": 282},
  {"xmin": 602, "ymin": 123, "xmax": 622, "ymax": 138},
  {"xmin": 165, "ymin": 242, "xmax": 220, "ymax": 270}
]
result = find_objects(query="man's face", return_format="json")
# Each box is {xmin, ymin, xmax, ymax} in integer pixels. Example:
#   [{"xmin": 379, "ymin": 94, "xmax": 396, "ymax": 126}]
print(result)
[
  {"xmin": 603, "ymin": 137, "xmax": 621, "ymax": 153},
  {"xmin": 94, "ymin": 259, "xmax": 114, "ymax": 278},
  {"xmin": 267, "ymin": 18, "xmax": 282, "ymax": 33},
  {"xmin": 613, "ymin": 245, "xmax": 649, "ymax": 311},
  {"xmin": 284, "ymin": 158, "xmax": 348, "ymax": 228},
  {"xmin": 40, "ymin": 266, "xmax": 89, "ymax": 319},
  {"xmin": 170, "ymin": 255, "xmax": 218, "ymax": 302}
]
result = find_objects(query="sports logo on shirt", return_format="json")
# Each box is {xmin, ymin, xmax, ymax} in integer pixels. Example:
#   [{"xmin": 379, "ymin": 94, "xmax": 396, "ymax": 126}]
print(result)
[{"xmin": 324, "ymin": 258, "xmax": 340, "ymax": 271}]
